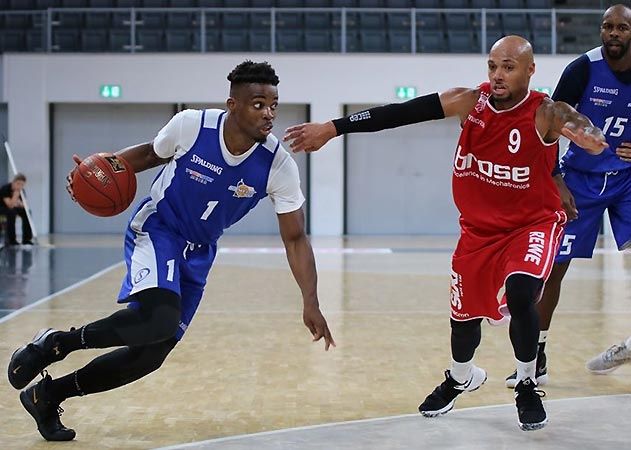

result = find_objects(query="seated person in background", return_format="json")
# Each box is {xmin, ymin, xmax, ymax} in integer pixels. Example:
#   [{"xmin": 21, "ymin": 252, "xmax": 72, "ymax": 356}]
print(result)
[{"xmin": 0, "ymin": 173, "xmax": 34, "ymax": 246}]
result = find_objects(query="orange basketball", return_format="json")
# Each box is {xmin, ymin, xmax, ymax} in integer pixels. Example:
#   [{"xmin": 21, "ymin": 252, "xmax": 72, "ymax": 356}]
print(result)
[{"xmin": 72, "ymin": 153, "xmax": 137, "ymax": 217}]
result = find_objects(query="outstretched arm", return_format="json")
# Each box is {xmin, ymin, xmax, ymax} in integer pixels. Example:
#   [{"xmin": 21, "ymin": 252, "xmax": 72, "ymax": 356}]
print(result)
[
  {"xmin": 278, "ymin": 208, "xmax": 335, "ymax": 351},
  {"xmin": 283, "ymin": 88, "xmax": 479, "ymax": 153},
  {"xmin": 538, "ymin": 99, "xmax": 607, "ymax": 154}
]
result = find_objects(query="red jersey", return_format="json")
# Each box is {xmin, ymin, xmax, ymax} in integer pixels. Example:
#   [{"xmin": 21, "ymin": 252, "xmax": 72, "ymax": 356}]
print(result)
[{"xmin": 452, "ymin": 82, "xmax": 562, "ymax": 234}]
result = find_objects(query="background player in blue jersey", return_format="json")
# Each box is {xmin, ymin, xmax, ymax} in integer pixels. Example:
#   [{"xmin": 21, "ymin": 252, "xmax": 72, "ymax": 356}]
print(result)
[
  {"xmin": 505, "ymin": 4, "xmax": 631, "ymax": 388},
  {"xmin": 7, "ymin": 61, "xmax": 335, "ymax": 441}
]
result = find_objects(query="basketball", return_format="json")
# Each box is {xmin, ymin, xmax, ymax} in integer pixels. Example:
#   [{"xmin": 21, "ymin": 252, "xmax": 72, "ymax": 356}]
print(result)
[{"xmin": 71, "ymin": 153, "xmax": 137, "ymax": 217}]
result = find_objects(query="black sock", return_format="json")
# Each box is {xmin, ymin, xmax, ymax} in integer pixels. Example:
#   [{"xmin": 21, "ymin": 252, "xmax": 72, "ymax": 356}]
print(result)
[
  {"xmin": 54, "ymin": 327, "xmax": 86, "ymax": 355},
  {"xmin": 48, "ymin": 372, "xmax": 83, "ymax": 404}
]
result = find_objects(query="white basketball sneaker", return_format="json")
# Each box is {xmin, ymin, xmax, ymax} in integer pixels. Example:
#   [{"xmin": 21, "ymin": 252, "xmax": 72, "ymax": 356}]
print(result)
[{"xmin": 586, "ymin": 337, "xmax": 631, "ymax": 374}]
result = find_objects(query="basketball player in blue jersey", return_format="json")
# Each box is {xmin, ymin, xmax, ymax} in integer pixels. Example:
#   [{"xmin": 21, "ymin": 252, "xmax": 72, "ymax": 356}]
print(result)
[
  {"xmin": 7, "ymin": 61, "xmax": 335, "ymax": 441},
  {"xmin": 504, "ymin": 4, "xmax": 631, "ymax": 387}
]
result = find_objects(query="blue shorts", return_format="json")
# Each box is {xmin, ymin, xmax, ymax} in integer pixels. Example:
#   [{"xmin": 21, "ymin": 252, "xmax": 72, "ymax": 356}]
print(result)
[
  {"xmin": 118, "ymin": 202, "xmax": 216, "ymax": 340},
  {"xmin": 556, "ymin": 166, "xmax": 631, "ymax": 262}
]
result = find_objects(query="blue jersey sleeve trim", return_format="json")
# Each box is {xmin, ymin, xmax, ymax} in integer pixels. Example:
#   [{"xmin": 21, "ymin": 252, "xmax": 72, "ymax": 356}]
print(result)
[
  {"xmin": 552, "ymin": 54, "xmax": 590, "ymax": 107},
  {"xmin": 216, "ymin": 111, "xmax": 225, "ymax": 129}
]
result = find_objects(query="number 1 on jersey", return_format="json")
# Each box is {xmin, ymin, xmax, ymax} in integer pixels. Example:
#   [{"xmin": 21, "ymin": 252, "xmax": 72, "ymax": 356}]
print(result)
[{"xmin": 201, "ymin": 201, "xmax": 218, "ymax": 221}]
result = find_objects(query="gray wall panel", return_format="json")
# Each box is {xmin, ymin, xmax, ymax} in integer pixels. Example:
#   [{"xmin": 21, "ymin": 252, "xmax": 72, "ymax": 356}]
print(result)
[
  {"xmin": 346, "ymin": 105, "xmax": 461, "ymax": 235},
  {"xmin": 186, "ymin": 103, "xmax": 308, "ymax": 235},
  {"xmin": 53, "ymin": 104, "xmax": 173, "ymax": 233}
]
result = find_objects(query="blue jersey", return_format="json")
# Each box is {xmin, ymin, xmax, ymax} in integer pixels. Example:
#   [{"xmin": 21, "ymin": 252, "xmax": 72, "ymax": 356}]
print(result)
[
  {"xmin": 560, "ymin": 47, "xmax": 631, "ymax": 173},
  {"xmin": 139, "ymin": 109, "xmax": 278, "ymax": 244}
]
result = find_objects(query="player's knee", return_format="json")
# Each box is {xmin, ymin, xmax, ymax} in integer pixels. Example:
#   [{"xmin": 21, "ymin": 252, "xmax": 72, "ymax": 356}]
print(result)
[
  {"xmin": 505, "ymin": 274, "xmax": 543, "ymax": 316},
  {"xmin": 137, "ymin": 288, "xmax": 181, "ymax": 342},
  {"xmin": 450, "ymin": 318, "xmax": 482, "ymax": 339}
]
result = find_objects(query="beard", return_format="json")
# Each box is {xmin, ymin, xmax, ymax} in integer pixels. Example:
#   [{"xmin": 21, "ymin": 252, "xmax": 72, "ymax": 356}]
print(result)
[{"xmin": 603, "ymin": 40, "xmax": 630, "ymax": 60}]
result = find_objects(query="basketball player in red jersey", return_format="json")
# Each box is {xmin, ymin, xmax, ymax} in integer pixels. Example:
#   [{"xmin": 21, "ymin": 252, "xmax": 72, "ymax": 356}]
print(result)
[{"xmin": 284, "ymin": 36, "xmax": 607, "ymax": 431}]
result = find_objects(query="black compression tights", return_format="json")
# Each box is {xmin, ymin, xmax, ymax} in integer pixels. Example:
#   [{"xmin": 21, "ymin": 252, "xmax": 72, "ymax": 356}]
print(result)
[
  {"xmin": 450, "ymin": 318, "xmax": 482, "ymax": 363},
  {"xmin": 505, "ymin": 274, "xmax": 543, "ymax": 362},
  {"xmin": 48, "ymin": 288, "xmax": 181, "ymax": 402}
]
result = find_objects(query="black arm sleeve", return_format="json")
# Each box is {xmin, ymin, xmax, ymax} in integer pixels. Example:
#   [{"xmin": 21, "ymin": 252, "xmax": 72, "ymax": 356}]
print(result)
[
  {"xmin": 331, "ymin": 93, "xmax": 445, "ymax": 136},
  {"xmin": 551, "ymin": 54, "xmax": 590, "ymax": 106}
]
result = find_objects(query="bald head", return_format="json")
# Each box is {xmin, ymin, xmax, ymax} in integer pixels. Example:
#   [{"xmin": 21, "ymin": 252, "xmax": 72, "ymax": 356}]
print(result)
[
  {"xmin": 604, "ymin": 4, "xmax": 631, "ymax": 21},
  {"xmin": 601, "ymin": 4, "xmax": 631, "ymax": 62},
  {"xmin": 489, "ymin": 35, "xmax": 534, "ymax": 65}
]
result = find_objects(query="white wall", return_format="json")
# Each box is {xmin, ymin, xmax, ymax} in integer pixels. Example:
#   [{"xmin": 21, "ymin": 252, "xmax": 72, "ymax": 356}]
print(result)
[{"xmin": 1, "ymin": 52, "xmax": 577, "ymax": 235}]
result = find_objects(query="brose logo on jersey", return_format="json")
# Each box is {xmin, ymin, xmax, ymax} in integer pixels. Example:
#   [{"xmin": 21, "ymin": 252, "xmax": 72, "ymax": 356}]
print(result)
[{"xmin": 453, "ymin": 145, "xmax": 530, "ymax": 185}]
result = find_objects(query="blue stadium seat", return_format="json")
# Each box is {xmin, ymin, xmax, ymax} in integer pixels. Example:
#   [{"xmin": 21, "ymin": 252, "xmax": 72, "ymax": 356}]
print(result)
[
  {"xmin": 85, "ymin": 10, "xmax": 111, "ymax": 28},
  {"xmin": 52, "ymin": 29, "xmax": 80, "ymax": 51},
  {"xmin": 331, "ymin": 0, "xmax": 358, "ymax": 7},
  {"xmin": 359, "ymin": 0, "xmax": 384, "ymax": 6},
  {"xmin": 276, "ymin": 30, "xmax": 304, "ymax": 51},
  {"xmin": 417, "ymin": 30, "xmax": 445, "ymax": 53},
  {"xmin": 222, "ymin": 12, "xmax": 248, "ymax": 28},
  {"xmin": 525, "ymin": 0, "xmax": 551, "ymax": 7},
  {"xmin": 387, "ymin": 12, "xmax": 411, "ymax": 30},
  {"xmin": 1, "ymin": 30, "xmax": 26, "ymax": 52},
  {"xmin": 501, "ymin": 0, "xmax": 524, "ymax": 7},
  {"xmin": 221, "ymin": 29, "xmax": 248, "ymax": 52},
  {"xmin": 109, "ymin": 29, "xmax": 130, "ymax": 51},
  {"xmin": 198, "ymin": 0, "xmax": 224, "ymax": 6},
  {"xmin": 87, "ymin": 0, "xmax": 115, "ymax": 6},
  {"xmin": 332, "ymin": 30, "xmax": 358, "ymax": 52},
  {"xmin": 502, "ymin": 14, "xmax": 529, "ymax": 37},
  {"xmin": 167, "ymin": 12, "xmax": 197, "ymax": 28},
  {"xmin": 142, "ymin": 0, "xmax": 168, "ymax": 6},
  {"xmin": 416, "ymin": 13, "xmax": 442, "ymax": 30},
  {"xmin": 305, "ymin": 12, "xmax": 333, "ymax": 29},
  {"xmin": 137, "ymin": 29, "xmax": 164, "ymax": 52},
  {"xmin": 5, "ymin": 13, "xmax": 32, "ymax": 29},
  {"xmin": 249, "ymin": 30, "xmax": 271, "ymax": 51},
  {"xmin": 249, "ymin": 12, "xmax": 271, "ymax": 29},
  {"xmin": 205, "ymin": 29, "xmax": 220, "ymax": 52},
  {"xmin": 443, "ymin": 0, "xmax": 468, "ymax": 7},
  {"xmin": 10, "ymin": 0, "xmax": 34, "ymax": 8},
  {"xmin": 529, "ymin": 13, "xmax": 552, "ymax": 31},
  {"xmin": 138, "ymin": 11, "xmax": 165, "ymax": 28},
  {"xmin": 385, "ymin": 0, "xmax": 411, "ymax": 6},
  {"xmin": 359, "ymin": 30, "xmax": 386, "ymax": 52},
  {"xmin": 26, "ymin": 29, "xmax": 45, "ymax": 51},
  {"xmin": 276, "ymin": 12, "xmax": 303, "ymax": 29},
  {"xmin": 531, "ymin": 32, "xmax": 551, "ymax": 54},
  {"xmin": 448, "ymin": 30, "xmax": 478, "ymax": 53},
  {"xmin": 471, "ymin": 0, "xmax": 496, "ymax": 7},
  {"xmin": 304, "ymin": 0, "xmax": 331, "ymax": 6},
  {"xmin": 358, "ymin": 12, "xmax": 386, "ymax": 29},
  {"xmin": 81, "ymin": 29, "xmax": 108, "ymax": 52},
  {"xmin": 445, "ymin": 13, "xmax": 472, "ymax": 31},
  {"xmin": 388, "ymin": 30, "xmax": 411, "ymax": 52},
  {"xmin": 304, "ymin": 29, "xmax": 332, "ymax": 52},
  {"xmin": 54, "ymin": 11, "xmax": 84, "ymax": 28},
  {"xmin": 60, "ymin": 0, "xmax": 86, "ymax": 6},
  {"xmin": 166, "ymin": 30, "xmax": 194, "ymax": 52},
  {"xmin": 35, "ymin": 0, "xmax": 59, "ymax": 8},
  {"xmin": 413, "ymin": 0, "xmax": 442, "ymax": 6},
  {"xmin": 277, "ymin": 0, "xmax": 305, "ymax": 6}
]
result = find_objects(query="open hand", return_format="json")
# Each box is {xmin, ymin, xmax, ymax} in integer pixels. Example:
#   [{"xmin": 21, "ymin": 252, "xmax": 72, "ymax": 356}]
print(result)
[
  {"xmin": 561, "ymin": 124, "xmax": 608, "ymax": 155},
  {"xmin": 65, "ymin": 154, "xmax": 83, "ymax": 201},
  {"xmin": 283, "ymin": 122, "xmax": 337, "ymax": 153},
  {"xmin": 615, "ymin": 142, "xmax": 631, "ymax": 162},
  {"xmin": 303, "ymin": 304, "xmax": 336, "ymax": 351}
]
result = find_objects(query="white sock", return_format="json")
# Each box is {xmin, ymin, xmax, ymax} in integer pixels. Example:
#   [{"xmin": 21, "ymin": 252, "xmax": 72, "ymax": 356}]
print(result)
[
  {"xmin": 539, "ymin": 330, "xmax": 548, "ymax": 344},
  {"xmin": 624, "ymin": 335, "xmax": 631, "ymax": 348},
  {"xmin": 450, "ymin": 358, "xmax": 473, "ymax": 384},
  {"xmin": 516, "ymin": 358, "xmax": 537, "ymax": 382}
]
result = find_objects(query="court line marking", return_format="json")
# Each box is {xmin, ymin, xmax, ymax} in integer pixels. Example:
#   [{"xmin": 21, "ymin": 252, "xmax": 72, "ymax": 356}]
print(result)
[
  {"xmin": 0, "ymin": 261, "xmax": 124, "ymax": 325},
  {"xmin": 155, "ymin": 394, "xmax": 631, "ymax": 449}
]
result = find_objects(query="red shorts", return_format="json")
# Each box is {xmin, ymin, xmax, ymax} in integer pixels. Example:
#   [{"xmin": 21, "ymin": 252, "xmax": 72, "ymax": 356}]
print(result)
[{"xmin": 450, "ymin": 214, "xmax": 566, "ymax": 322}]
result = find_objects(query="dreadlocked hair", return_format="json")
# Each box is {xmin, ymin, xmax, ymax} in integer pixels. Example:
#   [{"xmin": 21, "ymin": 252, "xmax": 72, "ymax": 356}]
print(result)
[{"xmin": 227, "ymin": 60, "xmax": 279, "ymax": 87}]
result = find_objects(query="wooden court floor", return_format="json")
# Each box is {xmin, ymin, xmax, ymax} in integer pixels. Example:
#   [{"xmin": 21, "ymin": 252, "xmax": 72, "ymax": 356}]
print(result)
[{"xmin": 1, "ymin": 236, "xmax": 630, "ymax": 449}]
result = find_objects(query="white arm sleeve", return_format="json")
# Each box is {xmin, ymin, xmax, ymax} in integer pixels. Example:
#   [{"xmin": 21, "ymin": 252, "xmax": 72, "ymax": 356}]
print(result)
[
  {"xmin": 153, "ymin": 109, "xmax": 203, "ymax": 159},
  {"xmin": 267, "ymin": 146, "xmax": 306, "ymax": 214}
]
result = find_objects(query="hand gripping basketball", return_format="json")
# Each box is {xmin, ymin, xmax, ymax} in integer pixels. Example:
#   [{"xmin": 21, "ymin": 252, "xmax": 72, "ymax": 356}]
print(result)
[{"xmin": 69, "ymin": 153, "xmax": 137, "ymax": 217}]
